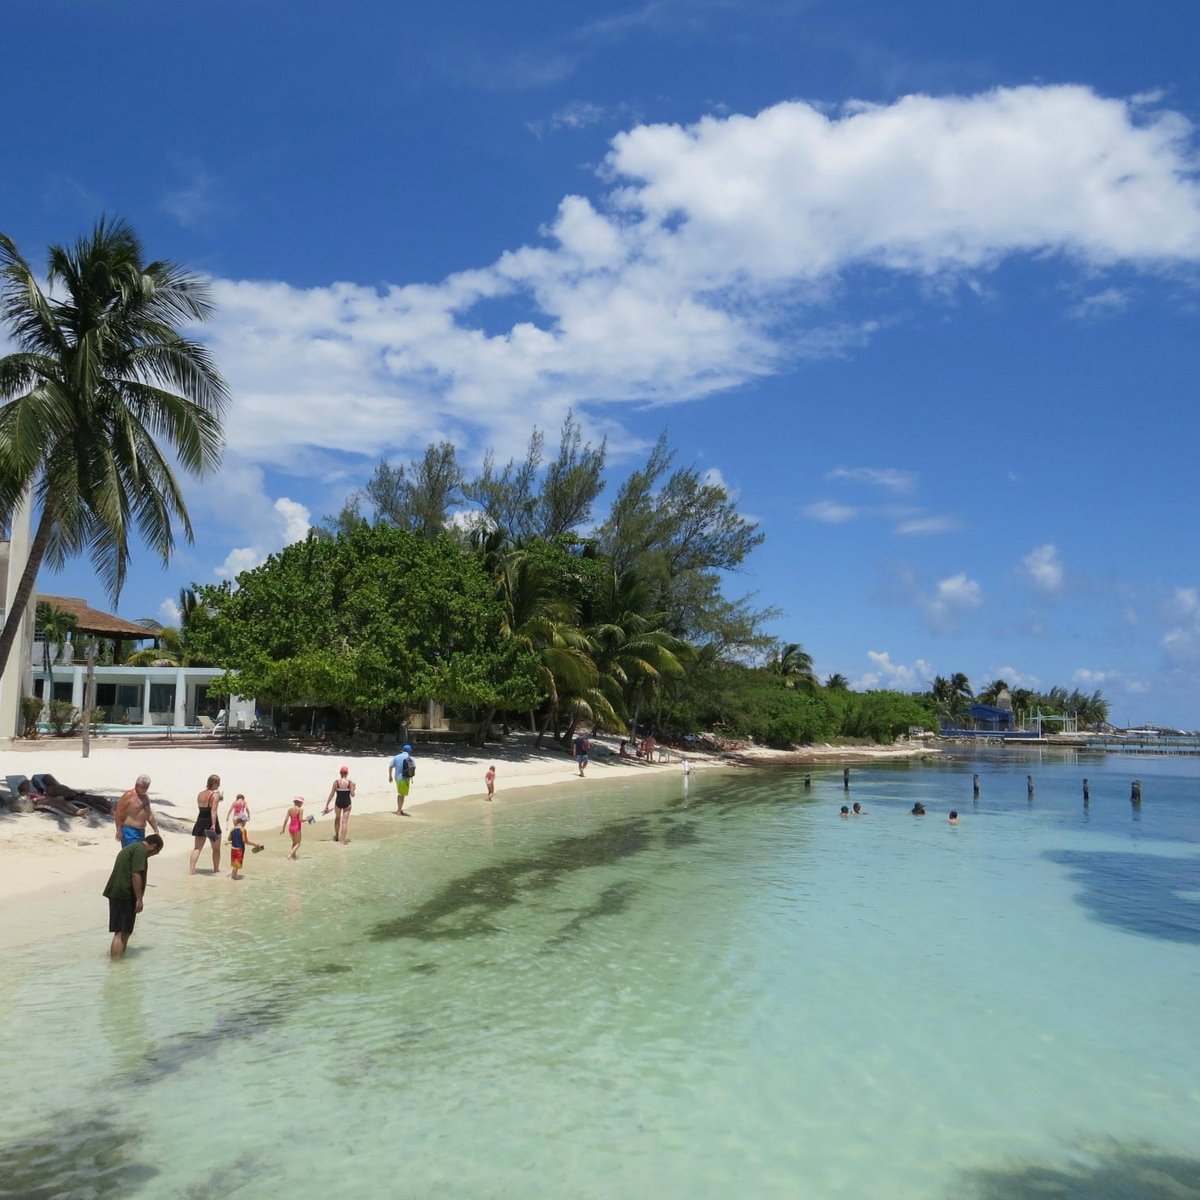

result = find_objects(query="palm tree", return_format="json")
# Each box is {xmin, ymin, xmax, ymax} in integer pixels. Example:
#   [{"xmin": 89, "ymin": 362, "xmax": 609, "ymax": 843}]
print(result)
[
  {"xmin": 588, "ymin": 569, "xmax": 690, "ymax": 740},
  {"xmin": 824, "ymin": 673, "xmax": 850, "ymax": 691},
  {"xmin": 767, "ymin": 641, "xmax": 817, "ymax": 692},
  {"xmin": 34, "ymin": 600, "xmax": 77, "ymax": 704},
  {"xmin": 489, "ymin": 545, "xmax": 603, "ymax": 743},
  {"xmin": 978, "ymin": 678, "xmax": 1010, "ymax": 706},
  {"xmin": 124, "ymin": 619, "xmax": 186, "ymax": 667},
  {"xmin": 0, "ymin": 218, "xmax": 228, "ymax": 681}
]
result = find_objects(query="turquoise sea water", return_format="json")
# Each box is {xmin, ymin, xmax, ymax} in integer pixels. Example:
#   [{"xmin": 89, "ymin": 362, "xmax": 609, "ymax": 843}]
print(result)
[{"xmin": 2, "ymin": 751, "xmax": 1199, "ymax": 1199}]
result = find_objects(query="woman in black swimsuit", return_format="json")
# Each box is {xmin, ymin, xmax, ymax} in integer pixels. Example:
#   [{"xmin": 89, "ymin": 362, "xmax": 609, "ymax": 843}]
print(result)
[
  {"xmin": 189, "ymin": 773, "xmax": 223, "ymax": 874},
  {"xmin": 323, "ymin": 765, "xmax": 356, "ymax": 844}
]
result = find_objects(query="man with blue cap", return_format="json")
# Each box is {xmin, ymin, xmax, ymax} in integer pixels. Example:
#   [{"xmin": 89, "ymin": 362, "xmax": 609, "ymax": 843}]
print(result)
[{"xmin": 388, "ymin": 744, "xmax": 416, "ymax": 816}]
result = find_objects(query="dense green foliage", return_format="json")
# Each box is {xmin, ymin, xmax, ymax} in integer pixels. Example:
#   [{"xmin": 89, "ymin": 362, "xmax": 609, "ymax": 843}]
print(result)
[
  {"xmin": 191, "ymin": 525, "xmax": 543, "ymax": 734},
  {"xmin": 194, "ymin": 417, "xmax": 1105, "ymax": 748}
]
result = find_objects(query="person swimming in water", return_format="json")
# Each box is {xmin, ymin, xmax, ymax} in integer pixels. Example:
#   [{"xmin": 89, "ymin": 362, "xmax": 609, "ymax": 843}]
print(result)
[
  {"xmin": 911, "ymin": 802, "xmax": 927, "ymax": 815},
  {"xmin": 852, "ymin": 802, "xmax": 866, "ymax": 815},
  {"xmin": 839, "ymin": 805, "xmax": 850, "ymax": 818},
  {"xmin": 948, "ymin": 810, "xmax": 959, "ymax": 825}
]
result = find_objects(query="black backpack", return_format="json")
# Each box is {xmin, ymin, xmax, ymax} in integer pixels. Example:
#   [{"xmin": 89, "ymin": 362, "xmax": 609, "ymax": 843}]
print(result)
[{"xmin": 402, "ymin": 754, "xmax": 416, "ymax": 779}]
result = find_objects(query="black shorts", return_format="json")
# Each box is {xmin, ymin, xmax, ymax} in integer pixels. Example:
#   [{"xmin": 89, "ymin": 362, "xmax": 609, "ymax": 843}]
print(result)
[
  {"xmin": 108, "ymin": 898, "xmax": 137, "ymax": 934},
  {"xmin": 335, "ymin": 794, "xmax": 352, "ymax": 810}
]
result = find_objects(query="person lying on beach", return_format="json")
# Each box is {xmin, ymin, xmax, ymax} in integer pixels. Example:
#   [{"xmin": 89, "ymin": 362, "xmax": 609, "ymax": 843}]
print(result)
[
  {"xmin": 281, "ymin": 798, "xmax": 305, "ymax": 859},
  {"xmin": 228, "ymin": 817, "xmax": 264, "ymax": 879},
  {"xmin": 911, "ymin": 802, "xmax": 927, "ymax": 815},
  {"xmin": 485, "ymin": 765, "xmax": 495, "ymax": 801},
  {"xmin": 31, "ymin": 773, "xmax": 112, "ymax": 813},
  {"xmin": 18, "ymin": 778, "xmax": 89, "ymax": 817}
]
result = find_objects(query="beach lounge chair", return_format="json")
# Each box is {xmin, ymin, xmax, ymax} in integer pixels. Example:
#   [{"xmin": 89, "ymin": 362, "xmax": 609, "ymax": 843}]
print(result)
[
  {"xmin": 5, "ymin": 774, "xmax": 30, "ymax": 802},
  {"xmin": 197, "ymin": 715, "xmax": 216, "ymax": 731}
]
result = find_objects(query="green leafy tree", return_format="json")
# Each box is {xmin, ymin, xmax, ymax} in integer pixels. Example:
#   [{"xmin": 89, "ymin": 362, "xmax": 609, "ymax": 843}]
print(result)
[
  {"xmin": 191, "ymin": 525, "xmax": 542, "ymax": 737},
  {"xmin": 0, "ymin": 217, "xmax": 228, "ymax": 680},
  {"xmin": 824, "ymin": 673, "xmax": 850, "ymax": 691}
]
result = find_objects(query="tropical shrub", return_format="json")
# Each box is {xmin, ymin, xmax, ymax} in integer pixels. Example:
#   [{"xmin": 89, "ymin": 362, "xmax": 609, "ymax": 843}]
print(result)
[
  {"xmin": 47, "ymin": 699, "xmax": 80, "ymax": 736},
  {"xmin": 20, "ymin": 695, "xmax": 43, "ymax": 737}
]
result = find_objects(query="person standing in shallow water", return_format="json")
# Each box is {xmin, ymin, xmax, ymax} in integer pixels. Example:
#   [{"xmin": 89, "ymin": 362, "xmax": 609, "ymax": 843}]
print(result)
[
  {"xmin": 189, "ymin": 774, "xmax": 223, "ymax": 874},
  {"xmin": 324, "ymin": 765, "xmax": 355, "ymax": 842},
  {"xmin": 484, "ymin": 765, "xmax": 496, "ymax": 801},
  {"xmin": 104, "ymin": 834, "xmax": 163, "ymax": 959}
]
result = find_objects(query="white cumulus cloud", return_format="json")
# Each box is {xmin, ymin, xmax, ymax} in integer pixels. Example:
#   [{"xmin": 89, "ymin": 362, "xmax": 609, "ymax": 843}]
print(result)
[
  {"xmin": 853, "ymin": 650, "xmax": 935, "ymax": 691},
  {"xmin": 1021, "ymin": 543, "xmax": 1064, "ymax": 596},
  {"xmin": 803, "ymin": 499, "xmax": 859, "ymax": 523},
  {"xmin": 827, "ymin": 466, "xmax": 917, "ymax": 493},
  {"xmin": 920, "ymin": 572, "xmax": 983, "ymax": 632},
  {"xmin": 194, "ymin": 85, "xmax": 1200, "ymax": 474}
]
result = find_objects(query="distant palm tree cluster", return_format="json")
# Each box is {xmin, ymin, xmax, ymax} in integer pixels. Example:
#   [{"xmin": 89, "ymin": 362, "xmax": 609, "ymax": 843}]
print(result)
[{"xmin": 927, "ymin": 674, "xmax": 1109, "ymax": 728}]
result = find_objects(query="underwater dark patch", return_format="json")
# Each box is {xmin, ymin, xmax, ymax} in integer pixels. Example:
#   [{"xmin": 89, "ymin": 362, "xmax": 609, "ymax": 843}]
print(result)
[
  {"xmin": 952, "ymin": 1137, "xmax": 1200, "ymax": 1200},
  {"xmin": 367, "ymin": 818, "xmax": 655, "ymax": 943},
  {"xmin": 0, "ymin": 1118, "xmax": 158, "ymax": 1199},
  {"xmin": 1047, "ymin": 849, "xmax": 1200, "ymax": 946},
  {"xmin": 546, "ymin": 881, "xmax": 640, "ymax": 947}
]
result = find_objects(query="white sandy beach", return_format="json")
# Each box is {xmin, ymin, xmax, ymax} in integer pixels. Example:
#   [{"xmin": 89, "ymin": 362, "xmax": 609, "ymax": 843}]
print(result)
[{"xmin": 0, "ymin": 735, "xmax": 933, "ymax": 953}]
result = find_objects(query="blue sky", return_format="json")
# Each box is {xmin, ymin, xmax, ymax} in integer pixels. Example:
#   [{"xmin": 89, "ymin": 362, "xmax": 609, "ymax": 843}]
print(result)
[{"xmin": 5, "ymin": 0, "xmax": 1200, "ymax": 725}]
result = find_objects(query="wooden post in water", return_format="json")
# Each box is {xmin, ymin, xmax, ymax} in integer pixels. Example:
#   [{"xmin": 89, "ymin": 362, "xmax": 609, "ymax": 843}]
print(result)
[
  {"xmin": 972, "ymin": 773, "xmax": 980, "ymax": 799},
  {"xmin": 1131, "ymin": 780, "xmax": 1142, "ymax": 805},
  {"xmin": 843, "ymin": 767, "xmax": 850, "ymax": 791},
  {"xmin": 803, "ymin": 774, "xmax": 811, "ymax": 790},
  {"xmin": 1082, "ymin": 778, "xmax": 1090, "ymax": 804},
  {"xmin": 1026, "ymin": 774, "xmax": 1034, "ymax": 800}
]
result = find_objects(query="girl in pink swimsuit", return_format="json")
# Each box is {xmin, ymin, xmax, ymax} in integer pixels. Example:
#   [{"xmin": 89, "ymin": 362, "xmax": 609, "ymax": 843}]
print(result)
[{"xmin": 280, "ymin": 797, "xmax": 305, "ymax": 860}]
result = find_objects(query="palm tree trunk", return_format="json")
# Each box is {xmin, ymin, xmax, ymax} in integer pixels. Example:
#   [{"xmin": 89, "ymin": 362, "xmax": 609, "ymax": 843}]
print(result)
[
  {"xmin": 0, "ymin": 505, "xmax": 55, "ymax": 684},
  {"xmin": 535, "ymin": 707, "xmax": 555, "ymax": 747}
]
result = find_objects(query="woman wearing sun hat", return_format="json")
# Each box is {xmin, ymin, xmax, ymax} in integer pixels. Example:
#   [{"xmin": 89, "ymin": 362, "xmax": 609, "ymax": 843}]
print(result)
[{"xmin": 323, "ymin": 765, "xmax": 356, "ymax": 843}]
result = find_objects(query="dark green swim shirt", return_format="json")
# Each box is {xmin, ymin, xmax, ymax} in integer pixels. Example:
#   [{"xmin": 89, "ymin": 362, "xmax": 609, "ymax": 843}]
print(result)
[{"xmin": 103, "ymin": 841, "xmax": 150, "ymax": 900}]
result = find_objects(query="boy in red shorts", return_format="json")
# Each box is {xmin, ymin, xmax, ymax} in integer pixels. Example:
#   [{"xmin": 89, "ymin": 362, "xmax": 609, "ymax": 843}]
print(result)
[{"xmin": 228, "ymin": 816, "xmax": 264, "ymax": 879}]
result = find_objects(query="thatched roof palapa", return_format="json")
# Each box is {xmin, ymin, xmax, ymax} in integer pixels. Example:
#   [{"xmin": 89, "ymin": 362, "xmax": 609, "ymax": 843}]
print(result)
[{"xmin": 37, "ymin": 595, "xmax": 152, "ymax": 639}]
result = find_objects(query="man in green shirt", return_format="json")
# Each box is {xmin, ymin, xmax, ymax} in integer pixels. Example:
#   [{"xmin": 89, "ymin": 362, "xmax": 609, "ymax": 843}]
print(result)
[{"xmin": 103, "ymin": 834, "xmax": 164, "ymax": 959}]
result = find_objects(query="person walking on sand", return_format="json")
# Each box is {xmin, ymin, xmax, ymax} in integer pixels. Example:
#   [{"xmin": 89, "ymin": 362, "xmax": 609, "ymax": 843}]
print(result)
[
  {"xmin": 228, "ymin": 817, "xmax": 263, "ymax": 879},
  {"xmin": 189, "ymin": 774, "xmax": 224, "ymax": 875},
  {"xmin": 103, "ymin": 834, "xmax": 163, "ymax": 959},
  {"xmin": 389, "ymin": 745, "xmax": 415, "ymax": 816},
  {"xmin": 323, "ymin": 765, "xmax": 356, "ymax": 842},
  {"xmin": 113, "ymin": 774, "xmax": 160, "ymax": 847},
  {"xmin": 573, "ymin": 732, "xmax": 590, "ymax": 776},
  {"xmin": 280, "ymin": 797, "xmax": 305, "ymax": 859},
  {"xmin": 484, "ymin": 764, "xmax": 496, "ymax": 801}
]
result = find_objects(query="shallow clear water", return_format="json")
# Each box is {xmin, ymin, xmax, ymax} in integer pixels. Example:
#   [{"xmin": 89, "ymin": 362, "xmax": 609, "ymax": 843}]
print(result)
[{"xmin": 3, "ymin": 752, "xmax": 1199, "ymax": 1199}]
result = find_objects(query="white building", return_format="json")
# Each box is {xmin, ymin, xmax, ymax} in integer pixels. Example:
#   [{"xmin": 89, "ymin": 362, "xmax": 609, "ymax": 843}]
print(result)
[{"xmin": 2, "ymin": 505, "xmax": 253, "ymax": 738}]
